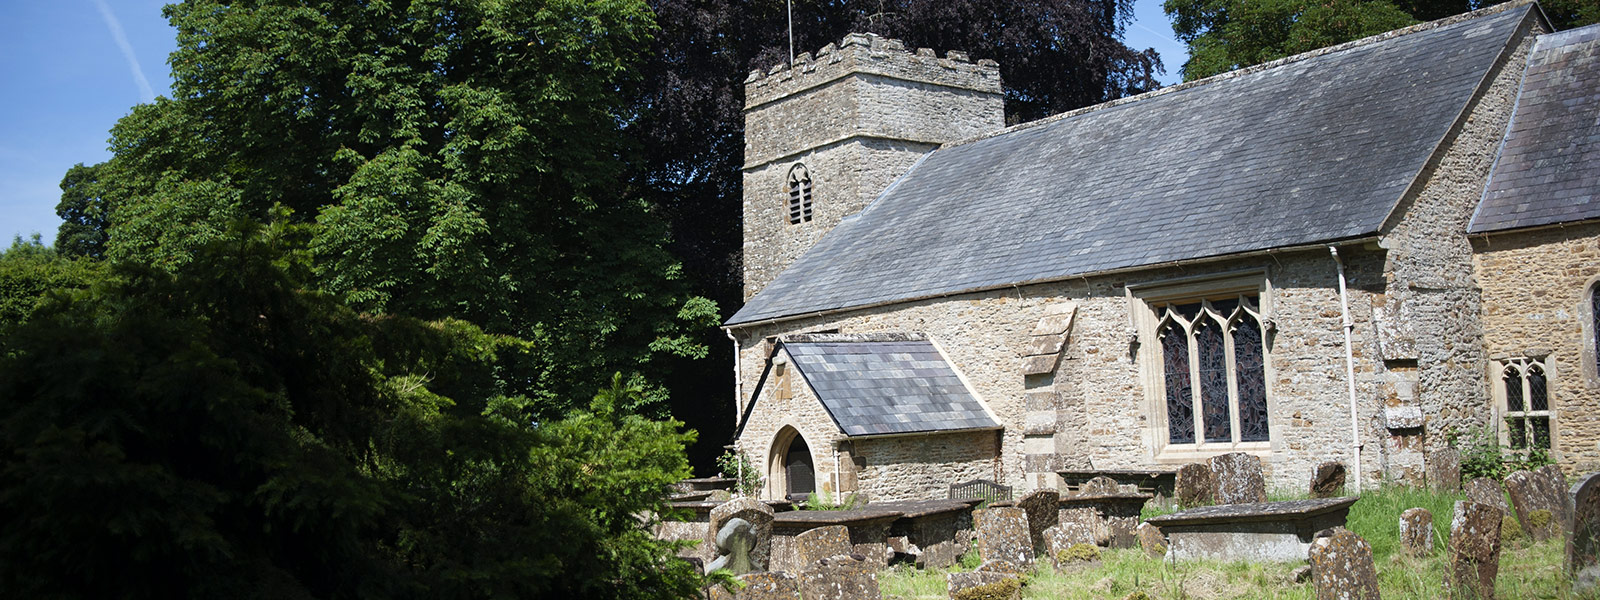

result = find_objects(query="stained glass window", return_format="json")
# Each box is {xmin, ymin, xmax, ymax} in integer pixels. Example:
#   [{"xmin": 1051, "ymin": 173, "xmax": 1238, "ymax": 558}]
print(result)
[
  {"xmin": 1196, "ymin": 318, "xmax": 1231, "ymax": 443},
  {"xmin": 1161, "ymin": 321, "xmax": 1195, "ymax": 444},
  {"xmin": 1155, "ymin": 293, "xmax": 1270, "ymax": 447},
  {"xmin": 1501, "ymin": 358, "xmax": 1552, "ymax": 453},
  {"xmin": 1234, "ymin": 312, "xmax": 1270, "ymax": 442}
]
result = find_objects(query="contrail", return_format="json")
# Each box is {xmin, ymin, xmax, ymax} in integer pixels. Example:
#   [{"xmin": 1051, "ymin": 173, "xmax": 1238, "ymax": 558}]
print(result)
[
  {"xmin": 1133, "ymin": 21, "xmax": 1188, "ymax": 54},
  {"xmin": 92, "ymin": 0, "xmax": 156, "ymax": 102}
]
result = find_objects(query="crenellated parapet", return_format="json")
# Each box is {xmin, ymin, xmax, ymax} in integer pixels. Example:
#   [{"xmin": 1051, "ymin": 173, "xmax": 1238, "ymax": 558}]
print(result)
[{"xmin": 744, "ymin": 33, "xmax": 1001, "ymax": 110}]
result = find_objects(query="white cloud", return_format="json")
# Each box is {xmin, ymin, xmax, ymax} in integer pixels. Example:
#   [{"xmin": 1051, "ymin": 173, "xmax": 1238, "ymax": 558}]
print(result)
[{"xmin": 92, "ymin": 0, "xmax": 156, "ymax": 103}]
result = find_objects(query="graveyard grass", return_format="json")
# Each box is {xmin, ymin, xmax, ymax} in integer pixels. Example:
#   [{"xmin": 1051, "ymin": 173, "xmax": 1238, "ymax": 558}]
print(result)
[{"xmin": 881, "ymin": 485, "xmax": 1585, "ymax": 599}]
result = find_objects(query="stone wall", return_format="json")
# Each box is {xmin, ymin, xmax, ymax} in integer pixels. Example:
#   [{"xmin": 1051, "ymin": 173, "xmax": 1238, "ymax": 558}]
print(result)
[
  {"xmin": 734, "ymin": 248, "xmax": 1395, "ymax": 494},
  {"xmin": 853, "ymin": 430, "xmax": 998, "ymax": 501},
  {"xmin": 1374, "ymin": 12, "xmax": 1543, "ymax": 469},
  {"xmin": 1472, "ymin": 220, "xmax": 1600, "ymax": 475},
  {"xmin": 741, "ymin": 33, "xmax": 1004, "ymax": 300},
  {"xmin": 736, "ymin": 347, "xmax": 846, "ymax": 501}
]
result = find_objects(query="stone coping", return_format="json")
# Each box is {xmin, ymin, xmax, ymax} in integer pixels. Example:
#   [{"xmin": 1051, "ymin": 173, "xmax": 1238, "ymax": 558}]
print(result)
[
  {"xmin": 869, "ymin": 499, "xmax": 973, "ymax": 519},
  {"xmin": 665, "ymin": 499, "xmax": 793, "ymax": 517},
  {"xmin": 1058, "ymin": 468, "xmax": 1178, "ymax": 477},
  {"xmin": 1147, "ymin": 497, "xmax": 1358, "ymax": 527},
  {"xmin": 772, "ymin": 507, "xmax": 905, "ymax": 527},
  {"xmin": 680, "ymin": 477, "xmax": 737, "ymax": 485}
]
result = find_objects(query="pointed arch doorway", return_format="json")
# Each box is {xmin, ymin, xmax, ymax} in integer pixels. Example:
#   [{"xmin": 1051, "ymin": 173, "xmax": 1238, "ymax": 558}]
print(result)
[{"xmin": 768, "ymin": 426, "xmax": 816, "ymax": 502}]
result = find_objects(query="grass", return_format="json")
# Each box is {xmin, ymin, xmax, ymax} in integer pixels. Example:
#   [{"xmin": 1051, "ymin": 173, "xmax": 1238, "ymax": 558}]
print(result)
[{"xmin": 879, "ymin": 485, "xmax": 1592, "ymax": 599}]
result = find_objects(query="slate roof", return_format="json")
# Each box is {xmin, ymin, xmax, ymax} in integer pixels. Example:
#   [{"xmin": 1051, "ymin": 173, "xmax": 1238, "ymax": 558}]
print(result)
[
  {"xmin": 1469, "ymin": 23, "xmax": 1600, "ymax": 233},
  {"xmin": 728, "ymin": 5, "xmax": 1534, "ymax": 326},
  {"xmin": 780, "ymin": 336, "xmax": 999, "ymax": 437}
]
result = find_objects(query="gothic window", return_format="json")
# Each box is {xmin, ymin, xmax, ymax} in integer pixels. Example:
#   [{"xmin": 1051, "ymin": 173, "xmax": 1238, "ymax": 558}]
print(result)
[
  {"xmin": 1592, "ymin": 282, "xmax": 1600, "ymax": 378},
  {"xmin": 1499, "ymin": 358, "xmax": 1552, "ymax": 452},
  {"xmin": 787, "ymin": 164, "xmax": 814, "ymax": 225},
  {"xmin": 1154, "ymin": 294, "xmax": 1271, "ymax": 446}
]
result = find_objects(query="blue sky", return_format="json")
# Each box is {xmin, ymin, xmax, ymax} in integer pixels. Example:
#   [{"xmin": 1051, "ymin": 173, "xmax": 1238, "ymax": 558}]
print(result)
[{"xmin": 0, "ymin": 0, "xmax": 1187, "ymax": 245}]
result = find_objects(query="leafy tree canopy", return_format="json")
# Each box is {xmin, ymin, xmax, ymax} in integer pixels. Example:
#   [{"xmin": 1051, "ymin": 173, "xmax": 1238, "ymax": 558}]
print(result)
[
  {"xmin": 1165, "ymin": 0, "xmax": 1600, "ymax": 82},
  {"xmin": 54, "ymin": 163, "xmax": 110, "ymax": 259},
  {"xmin": 0, "ymin": 234, "xmax": 103, "ymax": 326},
  {"xmin": 86, "ymin": 0, "xmax": 716, "ymax": 417},
  {"xmin": 1, "ymin": 222, "xmax": 702, "ymax": 598}
]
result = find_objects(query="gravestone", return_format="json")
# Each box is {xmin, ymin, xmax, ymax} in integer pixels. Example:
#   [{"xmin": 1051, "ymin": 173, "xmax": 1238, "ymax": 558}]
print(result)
[
  {"xmin": 710, "ymin": 498, "xmax": 776, "ymax": 573},
  {"xmin": 1137, "ymin": 522, "xmax": 1167, "ymax": 558},
  {"xmin": 1079, "ymin": 476, "xmax": 1124, "ymax": 496},
  {"xmin": 1505, "ymin": 468, "xmax": 1567, "ymax": 542},
  {"xmin": 1540, "ymin": 465, "xmax": 1567, "ymax": 489},
  {"xmin": 1310, "ymin": 462, "xmax": 1347, "ymax": 498},
  {"xmin": 973, "ymin": 507, "xmax": 1035, "ymax": 568},
  {"xmin": 1446, "ymin": 501, "xmax": 1502, "ymax": 600},
  {"xmin": 1399, "ymin": 507, "xmax": 1434, "ymax": 557},
  {"xmin": 708, "ymin": 518, "xmax": 758, "ymax": 574},
  {"xmin": 1176, "ymin": 463, "xmax": 1214, "ymax": 509},
  {"xmin": 1054, "ymin": 510, "xmax": 1106, "ymax": 547},
  {"xmin": 708, "ymin": 572, "xmax": 803, "ymax": 600},
  {"xmin": 1043, "ymin": 523, "xmax": 1096, "ymax": 563},
  {"xmin": 1569, "ymin": 472, "xmax": 1600, "ymax": 593},
  {"xmin": 1464, "ymin": 477, "xmax": 1508, "ymax": 513},
  {"xmin": 1308, "ymin": 527, "xmax": 1380, "ymax": 600},
  {"xmin": 1208, "ymin": 452, "xmax": 1266, "ymax": 505},
  {"xmin": 1147, "ymin": 497, "xmax": 1357, "ymax": 562},
  {"xmin": 947, "ymin": 571, "xmax": 1022, "ymax": 600},
  {"xmin": 795, "ymin": 525, "xmax": 854, "ymax": 567},
  {"xmin": 1428, "ymin": 447, "xmax": 1462, "ymax": 492},
  {"xmin": 798, "ymin": 555, "xmax": 881, "ymax": 600},
  {"xmin": 1016, "ymin": 489, "xmax": 1060, "ymax": 556}
]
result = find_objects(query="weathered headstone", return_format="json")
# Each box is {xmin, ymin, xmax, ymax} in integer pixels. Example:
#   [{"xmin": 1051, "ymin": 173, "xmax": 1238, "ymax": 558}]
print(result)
[
  {"xmin": 1176, "ymin": 463, "xmax": 1214, "ymax": 509},
  {"xmin": 1016, "ymin": 489, "xmax": 1059, "ymax": 557},
  {"xmin": 1136, "ymin": 522, "xmax": 1166, "ymax": 558},
  {"xmin": 1428, "ymin": 447, "xmax": 1462, "ymax": 492},
  {"xmin": 798, "ymin": 555, "xmax": 881, "ymax": 600},
  {"xmin": 708, "ymin": 572, "xmax": 803, "ymax": 600},
  {"xmin": 1043, "ymin": 523, "xmax": 1095, "ymax": 564},
  {"xmin": 1399, "ymin": 507, "xmax": 1434, "ymax": 557},
  {"xmin": 1310, "ymin": 462, "xmax": 1347, "ymax": 499},
  {"xmin": 1208, "ymin": 452, "xmax": 1266, "ymax": 505},
  {"xmin": 1540, "ymin": 465, "xmax": 1568, "ymax": 489},
  {"xmin": 1446, "ymin": 501, "xmax": 1503, "ymax": 600},
  {"xmin": 973, "ymin": 507, "xmax": 1035, "ymax": 568},
  {"xmin": 710, "ymin": 498, "xmax": 776, "ymax": 573},
  {"xmin": 947, "ymin": 571, "xmax": 1022, "ymax": 600},
  {"xmin": 1308, "ymin": 527, "xmax": 1380, "ymax": 600},
  {"xmin": 1464, "ymin": 477, "xmax": 1508, "ymax": 513},
  {"xmin": 1079, "ymin": 476, "xmax": 1123, "ymax": 496},
  {"xmin": 708, "ymin": 518, "xmax": 758, "ymax": 574},
  {"xmin": 1505, "ymin": 468, "xmax": 1568, "ymax": 542},
  {"xmin": 1569, "ymin": 472, "xmax": 1600, "ymax": 593},
  {"xmin": 795, "ymin": 525, "xmax": 854, "ymax": 568},
  {"xmin": 976, "ymin": 559, "xmax": 1026, "ymax": 574}
]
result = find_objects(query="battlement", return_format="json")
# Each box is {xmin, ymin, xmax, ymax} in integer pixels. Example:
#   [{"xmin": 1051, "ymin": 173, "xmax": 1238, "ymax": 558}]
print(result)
[{"xmin": 744, "ymin": 33, "xmax": 1002, "ymax": 110}]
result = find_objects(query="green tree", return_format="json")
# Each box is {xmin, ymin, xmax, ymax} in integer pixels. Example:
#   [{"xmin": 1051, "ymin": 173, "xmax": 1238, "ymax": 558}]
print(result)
[
  {"xmin": 0, "ymin": 234, "xmax": 103, "ymax": 326},
  {"xmin": 1166, "ymin": 0, "xmax": 1600, "ymax": 82},
  {"xmin": 93, "ymin": 0, "xmax": 716, "ymax": 417},
  {"xmin": 54, "ymin": 163, "xmax": 111, "ymax": 259},
  {"xmin": 0, "ymin": 223, "xmax": 702, "ymax": 598}
]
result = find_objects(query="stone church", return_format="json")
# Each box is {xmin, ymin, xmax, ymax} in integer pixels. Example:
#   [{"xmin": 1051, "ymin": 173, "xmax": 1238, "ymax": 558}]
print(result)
[{"xmin": 722, "ymin": 1, "xmax": 1600, "ymax": 503}]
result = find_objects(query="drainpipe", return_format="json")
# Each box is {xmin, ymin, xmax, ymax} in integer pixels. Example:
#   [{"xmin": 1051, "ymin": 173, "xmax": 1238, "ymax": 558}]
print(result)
[
  {"xmin": 726, "ymin": 328, "xmax": 742, "ymax": 429},
  {"xmin": 834, "ymin": 443, "xmax": 843, "ymax": 501},
  {"xmin": 1329, "ymin": 246, "xmax": 1363, "ymax": 491}
]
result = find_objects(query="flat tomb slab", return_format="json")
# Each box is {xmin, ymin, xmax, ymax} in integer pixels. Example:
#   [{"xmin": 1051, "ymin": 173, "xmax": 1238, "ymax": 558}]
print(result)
[
  {"xmin": 771, "ymin": 507, "xmax": 905, "ymax": 572},
  {"xmin": 1058, "ymin": 469, "xmax": 1178, "ymax": 497},
  {"xmin": 1146, "ymin": 497, "xmax": 1358, "ymax": 562}
]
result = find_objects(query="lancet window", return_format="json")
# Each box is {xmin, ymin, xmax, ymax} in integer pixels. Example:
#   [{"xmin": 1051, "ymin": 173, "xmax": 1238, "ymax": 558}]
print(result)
[{"xmin": 787, "ymin": 164, "xmax": 814, "ymax": 225}]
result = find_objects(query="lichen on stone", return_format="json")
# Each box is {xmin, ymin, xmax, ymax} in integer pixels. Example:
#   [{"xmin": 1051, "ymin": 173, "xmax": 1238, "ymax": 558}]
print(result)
[
  {"xmin": 1057, "ymin": 543, "xmax": 1101, "ymax": 564},
  {"xmin": 952, "ymin": 577, "xmax": 1021, "ymax": 600}
]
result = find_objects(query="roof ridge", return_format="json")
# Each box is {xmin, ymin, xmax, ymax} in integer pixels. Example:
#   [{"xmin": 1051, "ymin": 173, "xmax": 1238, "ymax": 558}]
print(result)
[
  {"xmin": 942, "ymin": 0, "xmax": 1539, "ymax": 150},
  {"xmin": 781, "ymin": 332, "xmax": 927, "ymax": 344}
]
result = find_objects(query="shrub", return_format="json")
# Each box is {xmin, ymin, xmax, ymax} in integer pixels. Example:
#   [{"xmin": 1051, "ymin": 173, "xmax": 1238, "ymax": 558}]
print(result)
[{"xmin": 716, "ymin": 449, "xmax": 763, "ymax": 497}]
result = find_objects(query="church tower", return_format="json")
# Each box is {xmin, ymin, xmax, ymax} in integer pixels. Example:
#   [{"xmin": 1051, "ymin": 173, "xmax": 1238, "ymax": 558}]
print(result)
[{"xmin": 740, "ymin": 33, "xmax": 1005, "ymax": 301}]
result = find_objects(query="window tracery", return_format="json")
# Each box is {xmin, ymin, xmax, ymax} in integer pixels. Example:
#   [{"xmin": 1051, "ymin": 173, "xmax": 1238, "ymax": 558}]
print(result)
[
  {"xmin": 1499, "ymin": 357, "xmax": 1552, "ymax": 452},
  {"xmin": 1155, "ymin": 294, "xmax": 1271, "ymax": 446}
]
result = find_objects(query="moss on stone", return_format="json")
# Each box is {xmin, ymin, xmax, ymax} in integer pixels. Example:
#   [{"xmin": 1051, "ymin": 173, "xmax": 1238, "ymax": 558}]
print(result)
[
  {"xmin": 1122, "ymin": 592, "xmax": 1152, "ymax": 600},
  {"xmin": 952, "ymin": 577, "xmax": 1021, "ymax": 600},
  {"xmin": 1501, "ymin": 513, "xmax": 1523, "ymax": 542},
  {"xmin": 1056, "ymin": 543, "xmax": 1101, "ymax": 564},
  {"xmin": 1527, "ymin": 509, "xmax": 1552, "ymax": 530}
]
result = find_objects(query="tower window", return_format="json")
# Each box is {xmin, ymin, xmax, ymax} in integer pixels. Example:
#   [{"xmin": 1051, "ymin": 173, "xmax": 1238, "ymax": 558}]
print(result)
[{"xmin": 787, "ymin": 164, "xmax": 813, "ymax": 225}]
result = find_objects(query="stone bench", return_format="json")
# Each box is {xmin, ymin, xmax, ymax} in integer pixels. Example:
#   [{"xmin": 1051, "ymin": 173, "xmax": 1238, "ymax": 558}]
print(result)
[
  {"xmin": 1058, "ymin": 491, "xmax": 1153, "ymax": 548},
  {"xmin": 1146, "ymin": 497, "xmax": 1359, "ymax": 562},
  {"xmin": 875, "ymin": 499, "xmax": 979, "ymax": 568},
  {"xmin": 771, "ymin": 507, "xmax": 905, "ymax": 572}
]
